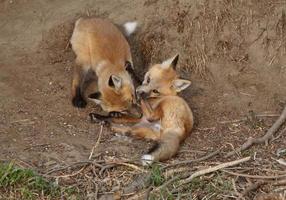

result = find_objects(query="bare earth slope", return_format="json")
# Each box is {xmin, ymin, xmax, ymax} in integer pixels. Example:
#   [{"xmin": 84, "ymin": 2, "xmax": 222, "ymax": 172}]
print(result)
[{"xmin": 0, "ymin": 0, "xmax": 286, "ymax": 199}]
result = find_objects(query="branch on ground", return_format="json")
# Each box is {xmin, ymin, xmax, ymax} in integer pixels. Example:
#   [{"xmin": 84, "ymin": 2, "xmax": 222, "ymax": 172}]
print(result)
[
  {"xmin": 163, "ymin": 149, "xmax": 221, "ymax": 169},
  {"xmin": 226, "ymin": 106, "xmax": 286, "ymax": 158},
  {"xmin": 174, "ymin": 156, "xmax": 252, "ymax": 190}
]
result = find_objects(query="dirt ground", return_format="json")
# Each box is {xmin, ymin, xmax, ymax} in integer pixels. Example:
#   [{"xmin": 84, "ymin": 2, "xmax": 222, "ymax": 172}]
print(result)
[{"xmin": 1, "ymin": 0, "xmax": 286, "ymax": 199}]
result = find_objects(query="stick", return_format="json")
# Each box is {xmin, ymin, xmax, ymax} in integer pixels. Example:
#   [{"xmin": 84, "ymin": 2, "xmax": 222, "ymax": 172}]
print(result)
[
  {"xmin": 163, "ymin": 149, "xmax": 221, "ymax": 169},
  {"xmin": 275, "ymin": 159, "xmax": 286, "ymax": 167},
  {"xmin": 232, "ymin": 179, "xmax": 244, "ymax": 200},
  {"xmin": 179, "ymin": 156, "xmax": 251, "ymax": 186},
  {"xmin": 153, "ymin": 174, "xmax": 182, "ymax": 192},
  {"xmin": 226, "ymin": 106, "xmax": 286, "ymax": 157},
  {"xmin": 49, "ymin": 166, "xmax": 86, "ymax": 178},
  {"xmin": 44, "ymin": 160, "xmax": 103, "ymax": 175},
  {"xmin": 108, "ymin": 162, "xmax": 147, "ymax": 173},
  {"xmin": 89, "ymin": 124, "xmax": 104, "ymax": 160},
  {"xmin": 222, "ymin": 170, "xmax": 286, "ymax": 179},
  {"xmin": 127, "ymin": 189, "xmax": 150, "ymax": 200}
]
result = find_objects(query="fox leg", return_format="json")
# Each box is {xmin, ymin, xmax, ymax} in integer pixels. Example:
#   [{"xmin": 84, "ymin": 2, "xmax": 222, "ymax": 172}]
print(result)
[
  {"xmin": 110, "ymin": 124, "xmax": 131, "ymax": 134},
  {"xmin": 72, "ymin": 65, "xmax": 88, "ymax": 108},
  {"xmin": 140, "ymin": 100, "xmax": 160, "ymax": 121},
  {"xmin": 130, "ymin": 126, "xmax": 160, "ymax": 140},
  {"xmin": 111, "ymin": 124, "xmax": 160, "ymax": 141},
  {"xmin": 141, "ymin": 129, "xmax": 182, "ymax": 166}
]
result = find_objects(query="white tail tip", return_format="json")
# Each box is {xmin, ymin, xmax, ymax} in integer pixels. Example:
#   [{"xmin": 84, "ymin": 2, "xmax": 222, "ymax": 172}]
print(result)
[
  {"xmin": 141, "ymin": 154, "xmax": 154, "ymax": 166},
  {"xmin": 123, "ymin": 21, "xmax": 138, "ymax": 36}
]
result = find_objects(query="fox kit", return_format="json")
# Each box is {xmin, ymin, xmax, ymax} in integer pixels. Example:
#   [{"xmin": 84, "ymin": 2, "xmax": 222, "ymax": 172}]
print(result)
[
  {"xmin": 70, "ymin": 17, "xmax": 139, "ymax": 114},
  {"xmin": 90, "ymin": 55, "xmax": 194, "ymax": 165}
]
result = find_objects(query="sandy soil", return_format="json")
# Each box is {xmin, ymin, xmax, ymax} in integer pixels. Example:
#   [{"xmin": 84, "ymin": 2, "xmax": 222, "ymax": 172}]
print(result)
[{"xmin": 0, "ymin": 0, "xmax": 286, "ymax": 199}]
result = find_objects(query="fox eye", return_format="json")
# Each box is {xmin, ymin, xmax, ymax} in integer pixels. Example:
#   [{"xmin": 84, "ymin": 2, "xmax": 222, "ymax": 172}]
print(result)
[{"xmin": 152, "ymin": 89, "xmax": 160, "ymax": 94}]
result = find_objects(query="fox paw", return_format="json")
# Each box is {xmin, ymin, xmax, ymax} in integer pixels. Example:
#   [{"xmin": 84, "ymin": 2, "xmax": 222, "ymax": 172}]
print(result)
[
  {"xmin": 72, "ymin": 96, "xmax": 87, "ymax": 108},
  {"xmin": 109, "ymin": 111, "xmax": 123, "ymax": 118},
  {"xmin": 141, "ymin": 154, "xmax": 154, "ymax": 166},
  {"xmin": 89, "ymin": 113, "xmax": 110, "ymax": 126}
]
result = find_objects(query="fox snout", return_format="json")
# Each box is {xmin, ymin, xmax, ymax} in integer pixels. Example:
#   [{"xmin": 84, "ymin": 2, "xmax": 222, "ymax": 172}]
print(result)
[
  {"xmin": 136, "ymin": 86, "xmax": 150, "ymax": 100},
  {"xmin": 127, "ymin": 103, "xmax": 142, "ymax": 118}
]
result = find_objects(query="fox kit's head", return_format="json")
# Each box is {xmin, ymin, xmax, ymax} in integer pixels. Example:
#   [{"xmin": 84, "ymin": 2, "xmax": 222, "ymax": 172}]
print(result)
[
  {"xmin": 88, "ymin": 62, "xmax": 138, "ymax": 115},
  {"xmin": 136, "ymin": 54, "xmax": 191, "ymax": 99}
]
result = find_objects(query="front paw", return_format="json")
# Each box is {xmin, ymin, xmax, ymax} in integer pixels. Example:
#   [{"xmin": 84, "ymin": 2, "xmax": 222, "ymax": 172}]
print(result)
[
  {"xmin": 72, "ymin": 96, "xmax": 87, "ymax": 108},
  {"xmin": 89, "ymin": 113, "xmax": 110, "ymax": 126},
  {"xmin": 109, "ymin": 111, "xmax": 123, "ymax": 118}
]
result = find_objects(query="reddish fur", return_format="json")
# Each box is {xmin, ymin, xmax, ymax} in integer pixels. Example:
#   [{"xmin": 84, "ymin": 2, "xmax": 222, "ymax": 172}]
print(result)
[
  {"xmin": 70, "ymin": 17, "xmax": 135, "ymax": 112},
  {"xmin": 108, "ymin": 56, "xmax": 194, "ymax": 163}
]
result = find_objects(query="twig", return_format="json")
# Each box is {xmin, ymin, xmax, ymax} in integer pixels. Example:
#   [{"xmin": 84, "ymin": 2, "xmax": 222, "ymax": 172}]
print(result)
[
  {"xmin": 275, "ymin": 159, "xmax": 286, "ymax": 167},
  {"xmin": 99, "ymin": 164, "xmax": 115, "ymax": 177},
  {"xmin": 219, "ymin": 113, "xmax": 280, "ymax": 124},
  {"xmin": 226, "ymin": 106, "xmax": 286, "ymax": 157},
  {"xmin": 108, "ymin": 162, "xmax": 147, "ymax": 173},
  {"xmin": 271, "ymin": 127, "xmax": 286, "ymax": 142},
  {"xmin": 273, "ymin": 178, "xmax": 286, "ymax": 186},
  {"xmin": 44, "ymin": 160, "xmax": 103, "ymax": 175},
  {"xmin": 127, "ymin": 188, "xmax": 151, "ymax": 200},
  {"xmin": 89, "ymin": 124, "xmax": 104, "ymax": 160},
  {"xmin": 163, "ymin": 149, "xmax": 221, "ymax": 169},
  {"xmin": 249, "ymin": 28, "xmax": 266, "ymax": 46},
  {"xmin": 232, "ymin": 179, "xmax": 244, "ymax": 200},
  {"xmin": 154, "ymin": 174, "xmax": 182, "ymax": 192},
  {"xmin": 222, "ymin": 169, "xmax": 286, "ymax": 179},
  {"xmin": 178, "ymin": 156, "xmax": 251, "ymax": 186},
  {"xmin": 49, "ymin": 166, "xmax": 86, "ymax": 178}
]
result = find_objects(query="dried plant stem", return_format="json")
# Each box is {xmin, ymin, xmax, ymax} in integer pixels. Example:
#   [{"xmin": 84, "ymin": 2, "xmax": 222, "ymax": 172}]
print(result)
[
  {"xmin": 178, "ymin": 156, "xmax": 251, "ymax": 186},
  {"xmin": 226, "ymin": 106, "xmax": 286, "ymax": 157},
  {"xmin": 89, "ymin": 124, "xmax": 104, "ymax": 160}
]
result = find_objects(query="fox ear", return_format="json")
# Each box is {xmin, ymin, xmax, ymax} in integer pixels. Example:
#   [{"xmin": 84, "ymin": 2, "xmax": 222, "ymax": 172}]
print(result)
[
  {"xmin": 172, "ymin": 79, "xmax": 191, "ymax": 92},
  {"xmin": 109, "ymin": 75, "xmax": 122, "ymax": 90},
  {"xmin": 88, "ymin": 92, "xmax": 102, "ymax": 105},
  {"xmin": 125, "ymin": 61, "xmax": 133, "ymax": 72},
  {"xmin": 161, "ymin": 54, "xmax": 179, "ymax": 70}
]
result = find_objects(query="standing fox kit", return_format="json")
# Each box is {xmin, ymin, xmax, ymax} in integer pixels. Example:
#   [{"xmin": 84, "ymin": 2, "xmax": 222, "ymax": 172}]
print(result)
[
  {"xmin": 70, "ymin": 17, "xmax": 138, "ymax": 114},
  {"xmin": 90, "ymin": 55, "xmax": 194, "ymax": 165}
]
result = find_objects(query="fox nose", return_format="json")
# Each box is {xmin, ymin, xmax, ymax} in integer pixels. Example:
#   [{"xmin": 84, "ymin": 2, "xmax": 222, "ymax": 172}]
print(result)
[{"xmin": 136, "ymin": 90, "xmax": 148, "ymax": 100}]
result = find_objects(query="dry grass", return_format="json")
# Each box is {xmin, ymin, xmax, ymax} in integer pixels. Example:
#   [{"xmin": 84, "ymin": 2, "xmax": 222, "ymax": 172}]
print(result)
[{"xmin": 134, "ymin": 0, "xmax": 286, "ymax": 80}]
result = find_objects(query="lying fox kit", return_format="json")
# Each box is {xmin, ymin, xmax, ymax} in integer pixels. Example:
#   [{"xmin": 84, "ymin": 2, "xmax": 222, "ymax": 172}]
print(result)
[
  {"xmin": 70, "ymin": 17, "xmax": 138, "ymax": 114},
  {"xmin": 90, "ymin": 54, "xmax": 194, "ymax": 165}
]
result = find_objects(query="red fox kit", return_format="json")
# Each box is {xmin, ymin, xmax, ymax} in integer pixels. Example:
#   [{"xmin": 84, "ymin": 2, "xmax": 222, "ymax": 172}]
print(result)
[
  {"xmin": 90, "ymin": 55, "xmax": 194, "ymax": 165},
  {"xmin": 70, "ymin": 17, "xmax": 139, "ymax": 114}
]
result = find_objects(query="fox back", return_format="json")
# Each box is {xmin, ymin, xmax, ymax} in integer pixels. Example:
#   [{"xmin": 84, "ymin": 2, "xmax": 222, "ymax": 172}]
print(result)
[
  {"xmin": 70, "ymin": 18, "xmax": 138, "ymax": 114},
  {"xmin": 71, "ymin": 18, "xmax": 132, "ymax": 68}
]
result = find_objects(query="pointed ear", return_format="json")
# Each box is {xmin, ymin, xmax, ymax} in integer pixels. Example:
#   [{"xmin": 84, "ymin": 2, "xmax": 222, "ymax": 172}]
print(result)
[
  {"xmin": 88, "ymin": 92, "xmax": 102, "ymax": 105},
  {"xmin": 161, "ymin": 54, "xmax": 179, "ymax": 70},
  {"xmin": 125, "ymin": 61, "xmax": 133, "ymax": 72},
  {"xmin": 172, "ymin": 79, "xmax": 191, "ymax": 92},
  {"xmin": 108, "ymin": 75, "xmax": 122, "ymax": 90}
]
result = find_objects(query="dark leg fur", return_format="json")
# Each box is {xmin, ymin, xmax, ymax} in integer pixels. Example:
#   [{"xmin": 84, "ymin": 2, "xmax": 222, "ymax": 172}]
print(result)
[
  {"xmin": 147, "ymin": 142, "xmax": 160, "ymax": 154},
  {"xmin": 72, "ymin": 87, "xmax": 87, "ymax": 108}
]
